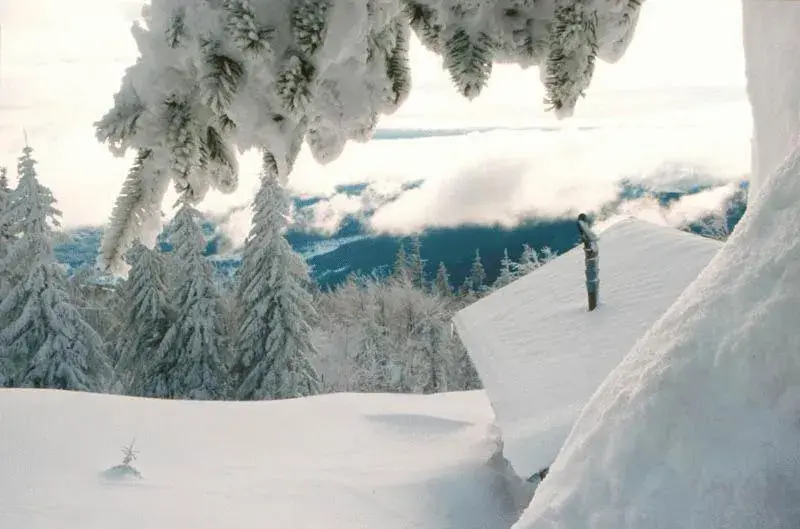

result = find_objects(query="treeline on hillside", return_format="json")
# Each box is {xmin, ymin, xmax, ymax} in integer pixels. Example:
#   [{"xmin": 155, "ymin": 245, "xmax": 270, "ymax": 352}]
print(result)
[{"xmin": 0, "ymin": 145, "xmax": 557, "ymax": 400}]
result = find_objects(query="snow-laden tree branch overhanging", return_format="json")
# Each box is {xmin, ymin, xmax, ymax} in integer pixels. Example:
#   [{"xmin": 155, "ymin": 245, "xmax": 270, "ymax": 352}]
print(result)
[{"xmin": 94, "ymin": 0, "xmax": 645, "ymax": 271}]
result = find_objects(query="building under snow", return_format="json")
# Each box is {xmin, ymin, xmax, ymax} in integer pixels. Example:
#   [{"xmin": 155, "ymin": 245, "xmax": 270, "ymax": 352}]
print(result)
[{"xmin": 453, "ymin": 218, "xmax": 722, "ymax": 480}]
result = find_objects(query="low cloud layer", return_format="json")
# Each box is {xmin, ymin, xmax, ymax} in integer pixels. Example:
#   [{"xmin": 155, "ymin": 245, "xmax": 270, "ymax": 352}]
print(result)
[
  {"xmin": 213, "ymin": 119, "xmax": 749, "ymax": 251},
  {"xmin": 366, "ymin": 122, "xmax": 749, "ymax": 235}
]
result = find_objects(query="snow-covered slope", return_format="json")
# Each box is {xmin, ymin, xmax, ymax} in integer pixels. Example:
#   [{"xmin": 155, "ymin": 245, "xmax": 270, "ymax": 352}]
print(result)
[
  {"xmin": 453, "ymin": 219, "xmax": 721, "ymax": 479},
  {"xmin": 0, "ymin": 389, "xmax": 530, "ymax": 529}
]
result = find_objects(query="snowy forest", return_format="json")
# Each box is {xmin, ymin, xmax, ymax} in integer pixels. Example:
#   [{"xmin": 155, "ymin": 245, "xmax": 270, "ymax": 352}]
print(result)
[{"xmin": 0, "ymin": 145, "xmax": 558, "ymax": 398}]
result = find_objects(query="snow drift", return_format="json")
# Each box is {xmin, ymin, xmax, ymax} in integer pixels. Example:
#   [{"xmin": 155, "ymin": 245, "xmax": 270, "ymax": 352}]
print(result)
[
  {"xmin": 454, "ymin": 218, "xmax": 721, "ymax": 479},
  {"xmin": 0, "ymin": 389, "xmax": 531, "ymax": 529}
]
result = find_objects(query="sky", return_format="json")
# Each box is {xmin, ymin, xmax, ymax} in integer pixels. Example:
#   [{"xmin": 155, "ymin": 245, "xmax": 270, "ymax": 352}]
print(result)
[{"xmin": 0, "ymin": 0, "xmax": 750, "ymax": 236}]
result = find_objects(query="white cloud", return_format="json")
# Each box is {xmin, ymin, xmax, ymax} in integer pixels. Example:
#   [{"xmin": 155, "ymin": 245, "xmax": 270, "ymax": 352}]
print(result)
[
  {"xmin": 0, "ymin": 0, "xmax": 748, "ymax": 234},
  {"xmin": 595, "ymin": 183, "xmax": 742, "ymax": 234},
  {"xmin": 307, "ymin": 193, "xmax": 364, "ymax": 234},
  {"xmin": 367, "ymin": 121, "xmax": 750, "ymax": 234}
]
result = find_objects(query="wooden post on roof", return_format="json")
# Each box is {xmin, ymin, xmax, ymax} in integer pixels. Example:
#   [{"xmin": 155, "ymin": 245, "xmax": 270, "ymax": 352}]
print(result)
[{"xmin": 577, "ymin": 214, "xmax": 599, "ymax": 311}]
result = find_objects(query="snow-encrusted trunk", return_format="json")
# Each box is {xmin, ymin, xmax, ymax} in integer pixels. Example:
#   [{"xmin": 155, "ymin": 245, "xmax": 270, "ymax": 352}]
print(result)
[
  {"xmin": 742, "ymin": 0, "xmax": 800, "ymax": 197},
  {"xmin": 513, "ymin": 4, "xmax": 800, "ymax": 528}
]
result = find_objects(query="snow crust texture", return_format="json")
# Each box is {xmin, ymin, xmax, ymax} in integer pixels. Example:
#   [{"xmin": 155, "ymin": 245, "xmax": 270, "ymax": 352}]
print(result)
[
  {"xmin": 513, "ymin": 141, "xmax": 800, "ymax": 529},
  {"xmin": 454, "ymin": 218, "xmax": 721, "ymax": 479}
]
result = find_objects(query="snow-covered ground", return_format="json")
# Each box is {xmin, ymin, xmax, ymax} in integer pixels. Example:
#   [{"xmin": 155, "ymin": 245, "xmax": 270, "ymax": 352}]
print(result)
[
  {"xmin": 0, "ymin": 389, "xmax": 531, "ymax": 529},
  {"xmin": 454, "ymin": 219, "xmax": 721, "ymax": 479}
]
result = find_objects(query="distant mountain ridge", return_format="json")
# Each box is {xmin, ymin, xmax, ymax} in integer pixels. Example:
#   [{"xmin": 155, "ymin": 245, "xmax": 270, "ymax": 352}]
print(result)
[{"xmin": 55, "ymin": 178, "xmax": 747, "ymax": 289}]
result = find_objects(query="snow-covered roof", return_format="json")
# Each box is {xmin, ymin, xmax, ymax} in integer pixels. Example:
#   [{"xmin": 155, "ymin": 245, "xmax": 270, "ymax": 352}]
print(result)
[{"xmin": 453, "ymin": 218, "xmax": 722, "ymax": 478}]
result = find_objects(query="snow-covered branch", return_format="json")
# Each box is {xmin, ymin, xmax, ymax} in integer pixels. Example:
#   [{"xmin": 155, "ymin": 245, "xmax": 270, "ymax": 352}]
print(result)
[{"xmin": 96, "ymin": 0, "xmax": 645, "ymax": 270}]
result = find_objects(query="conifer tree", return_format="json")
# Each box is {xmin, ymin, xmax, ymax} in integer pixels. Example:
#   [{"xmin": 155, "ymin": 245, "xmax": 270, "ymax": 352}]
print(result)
[
  {"xmin": 231, "ymin": 151, "xmax": 321, "ymax": 400},
  {"xmin": 494, "ymin": 248, "xmax": 518, "ymax": 289},
  {"xmin": 392, "ymin": 242, "xmax": 411, "ymax": 284},
  {"xmin": 0, "ymin": 166, "xmax": 12, "ymax": 297},
  {"xmin": 153, "ymin": 203, "xmax": 229, "ymax": 399},
  {"xmin": 465, "ymin": 249, "xmax": 487, "ymax": 294},
  {"xmin": 433, "ymin": 261, "xmax": 452, "ymax": 298},
  {"xmin": 407, "ymin": 236, "xmax": 425, "ymax": 289},
  {"xmin": 115, "ymin": 240, "xmax": 173, "ymax": 395},
  {"xmin": 0, "ymin": 166, "xmax": 9, "ymax": 213},
  {"xmin": 0, "ymin": 145, "xmax": 112, "ymax": 390}
]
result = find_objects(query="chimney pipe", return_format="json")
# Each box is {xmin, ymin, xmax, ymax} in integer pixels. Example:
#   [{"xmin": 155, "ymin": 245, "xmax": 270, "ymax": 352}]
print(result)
[{"xmin": 577, "ymin": 214, "xmax": 599, "ymax": 311}]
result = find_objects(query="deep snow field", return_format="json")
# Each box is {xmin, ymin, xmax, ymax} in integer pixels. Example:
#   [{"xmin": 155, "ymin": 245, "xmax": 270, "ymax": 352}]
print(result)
[{"xmin": 0, "ymin": 388, "xmax": 532, "ymax": 529}]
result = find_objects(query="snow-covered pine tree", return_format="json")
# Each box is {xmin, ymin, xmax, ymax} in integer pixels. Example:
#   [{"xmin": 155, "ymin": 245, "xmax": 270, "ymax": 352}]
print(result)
[
  {"xmin": 0, "ymin": 166, "xmax": 9, "ymax": 214},
  {"xmin": 516, "ymin": 243, "xmax": 556, "ymax": 276},
  {"xmin": 95, "ymin": 0, "xmax": 645, "ymax": 270},
  {"xmin": 0, "ymin": 166, "xmax": 12, "ymax": 298},
  {"xmin": 231, "ymin": 151, "xmax": 321, "ymax": 400},
  {"xmin": 0, "ymin": 145, "xmax": 112, "ymax": 390},
  {"xmin": 407, "ymin": 236, "xmax": 425, "ymax": 289},
  {"xmin": 152, "ymin": 203, "xmax": 229, "ymax": 400},
  {"xmin": 493, "ymin": 248, "xmax": 518, "ymax": 289},
  {"xmin": 392, "ymin": 242, "xmax": 411, "ymax": 284},
  {"xmin": 465, "ymin": 248, "xmax": 487, "ymax": 294},
  {"xmin": 67, "ymin": 266, "xmax": 125, "ymax": 366},
  {"xmin": 115, "ymin": 240, "xmax": 173, "ymax": 396},
  {"xmin": 433, "ymin": 261, "xmax": 452, "ymax": 298}
]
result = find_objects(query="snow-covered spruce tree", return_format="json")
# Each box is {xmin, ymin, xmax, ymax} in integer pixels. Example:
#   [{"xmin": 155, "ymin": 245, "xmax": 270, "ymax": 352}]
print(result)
[
  {"xmin": 392, "ymin": 242, "xmax": 411, "ymax": 284},
  {"xmin": 231, "ymin": 151, "xmax": 321, "ymax": 400},
  {"xmin": 0, "ymin": 166, "xmax": 13, "ymax": 298},
  {"xmin": 464, "ymin": 249, "xmax": 487, "ymax": 294},
  {"xmin": 406, "ymin": 235, "xmax": 425, "ymax": 289},
  {"xmin": 517, "ymin": 243, "xmax": 556, "ymax": 277},
  {"xmin": 493, "ymin": 248, "xmax": 518, "ymax": 289},
  {"xmin": 0, "ymin": 166, "xmax": 9, "ymax": 221},
  {"xmin": 67, "ymin": 266, "xmax": 126, "ymax": 366},
  {"xmin": 115, "ymin": 240, "xmax": 173, "ymax": 396},
  {"xmin": 0, "ymin": 145, "xmax": 112, "ymax": 390},
  {"xmin": 152, "ymin": 203, "xmax": 229, "ymax": 399},
  {"xmin": 514, "ymin": 4, "xmax": 800, "ymax": 528},
  {"xmin": 95, "ymin": 0, "xmax": 644, "ymax": 270},
  {"xmin": 433, "ymin": 261, "xmax": 452, "ymax": 298}
]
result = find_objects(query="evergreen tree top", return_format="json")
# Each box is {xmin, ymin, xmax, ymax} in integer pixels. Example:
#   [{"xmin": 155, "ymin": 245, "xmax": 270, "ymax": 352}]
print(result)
[{"xmin": 1, "ymin": 145, "xmax": 62, "ymax": 253}]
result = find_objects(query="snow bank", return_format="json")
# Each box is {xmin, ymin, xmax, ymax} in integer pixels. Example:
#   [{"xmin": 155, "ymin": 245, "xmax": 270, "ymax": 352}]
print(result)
[
  {"xmin": 514, "ymin": 145, "xmax": 800, "ymax": 529},
  {"xmin": 454, "ymin": 219, "xmax": 721, "ymax": 479},
  {"xmin": 0, "ymin": 389, "xmax": 530, "ymax": 529},
  {"xmin": 742, "ymin": 0, "xmax": 800, "ymax": 196}
]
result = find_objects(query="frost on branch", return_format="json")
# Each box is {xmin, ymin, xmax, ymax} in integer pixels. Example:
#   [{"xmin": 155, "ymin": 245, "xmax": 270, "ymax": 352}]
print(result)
[
  {"xmin": 96, "ymin": 0, "xmax": 644, "ymax": 271},
  {"xmin": 443, "ymin": 28, "xmax": 493, "ymax": 100},
  {"xmin": 544, "ymin": 1, "xmax": 598, "ymax": 118},
  {"xmin": 98, "ymin": 149, "xmax": 170, "ymax": 275}
]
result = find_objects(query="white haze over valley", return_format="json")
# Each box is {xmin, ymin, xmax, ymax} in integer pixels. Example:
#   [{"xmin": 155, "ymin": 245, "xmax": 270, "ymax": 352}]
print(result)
[{"xmin": 0, "ymin": 0, "xmax": 747, "ymax": 245}]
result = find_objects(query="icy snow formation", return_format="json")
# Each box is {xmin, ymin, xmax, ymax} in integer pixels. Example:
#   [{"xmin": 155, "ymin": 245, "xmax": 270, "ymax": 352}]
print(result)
[
  {"xmin": 0, "ymin": 389, "xmax": 531, "ymax": 529},
  {"xmin": 454, "ymin": 218, "xmax": 721, "ymax": 479},
  {"xmin": 513, "ymin": 5, "xmax": 800, "ymax": 527},
  {"xmin": 742, "ymin": 0, "xmax": 800, "ymax": 196}
]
